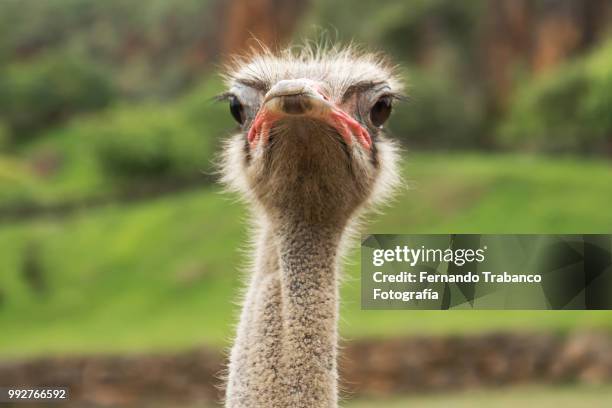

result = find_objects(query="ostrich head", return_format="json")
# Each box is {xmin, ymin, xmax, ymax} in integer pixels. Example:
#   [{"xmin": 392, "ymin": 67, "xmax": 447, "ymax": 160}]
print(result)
[{"xmin": 220, "ymin": 46, "xmax": 403, "ymax": 225}]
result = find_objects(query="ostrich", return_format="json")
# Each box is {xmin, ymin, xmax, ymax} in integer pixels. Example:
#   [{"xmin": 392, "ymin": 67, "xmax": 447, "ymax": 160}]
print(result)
[{"xmin": 219, "ymin": 45, "xmax": 403, "ymax": 408}]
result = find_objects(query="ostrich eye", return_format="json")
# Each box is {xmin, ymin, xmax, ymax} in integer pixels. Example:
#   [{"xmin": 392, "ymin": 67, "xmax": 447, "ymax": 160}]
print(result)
[
  {"xmin": 229, "ymin": 96, "xmax": 245, "ymax": 124},
  {"xmin": 370, "ymin": 96, "xmax": 392, "ymax": 127}
]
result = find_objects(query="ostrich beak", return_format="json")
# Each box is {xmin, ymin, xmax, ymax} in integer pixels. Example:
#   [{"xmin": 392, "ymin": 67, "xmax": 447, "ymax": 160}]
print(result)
[
  {"xmin": 263, "ymin": 79, "xmax": 331, "ymax": 116},
  {"xmin": 248, "ymin": 79, "xmax": 372, "ymax": 150}
]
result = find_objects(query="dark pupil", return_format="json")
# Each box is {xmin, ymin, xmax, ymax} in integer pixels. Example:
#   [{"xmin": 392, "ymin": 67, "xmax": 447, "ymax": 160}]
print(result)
[
  {"xmin": 370, "ymin": 97, "xmax": 392, "ymax": 127},
  {"xmin": 229, "ymin": 96, "xmax": 244, "ymax": 124}
]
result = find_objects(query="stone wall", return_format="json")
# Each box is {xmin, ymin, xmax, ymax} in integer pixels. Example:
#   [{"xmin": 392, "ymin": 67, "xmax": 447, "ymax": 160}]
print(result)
[{"xmin": 1, "ymin": 332, "xmax": 611, "ymax": 407}]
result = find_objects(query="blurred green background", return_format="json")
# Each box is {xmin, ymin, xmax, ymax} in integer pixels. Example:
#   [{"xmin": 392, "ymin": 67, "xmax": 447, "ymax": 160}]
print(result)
[{"xmin": 1, "ymin": 0, "xmax": 611, "ymax": 406}]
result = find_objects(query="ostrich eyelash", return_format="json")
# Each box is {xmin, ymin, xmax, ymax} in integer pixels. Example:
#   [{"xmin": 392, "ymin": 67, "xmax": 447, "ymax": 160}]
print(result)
[
  {"xmin": 342, "ymin": 81, "xmax": 408, "ymax": 103},
  {"xmin": 382, "ymin": 91, "xmax": 409, "ymax": 104},
  {"xmin": 213, "ymin": 92, "xmax": 235, "ymax": 102}
]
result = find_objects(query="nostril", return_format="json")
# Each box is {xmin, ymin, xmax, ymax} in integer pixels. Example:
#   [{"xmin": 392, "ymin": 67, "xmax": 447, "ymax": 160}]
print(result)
[{"xmin": 282, "ymin": 95, "xmax": 311, "ymax": 114}]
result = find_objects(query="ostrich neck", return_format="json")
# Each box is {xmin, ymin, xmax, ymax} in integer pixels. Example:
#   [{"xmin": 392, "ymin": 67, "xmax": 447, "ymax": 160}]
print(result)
[
  {"xmin": 225, "ymin": 215, "xmax": 345, "ymax": 408},
  {"xmin": 274, "ymin": 218, "xmax": 343, "ymax": 407}
]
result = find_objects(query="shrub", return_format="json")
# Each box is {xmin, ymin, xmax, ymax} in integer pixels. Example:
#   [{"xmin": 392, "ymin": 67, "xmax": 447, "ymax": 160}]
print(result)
[
  {"xmin": 0, "ymin": 53, "xmax": 115, "ymax": 142},
  {"xmin": 90, "ymin": 105, "xmax": 215, "ymax": 182},
  {"xmin": 499, "ymin": 41, "xmax": 612, "ymax": 155},
  {"xmin": 389, "ymin": 68, "xmax": 485, "ymax": 149},
  {"xmin": 0, "ymin": 122, "xmax": 10, "ymax": 152}
]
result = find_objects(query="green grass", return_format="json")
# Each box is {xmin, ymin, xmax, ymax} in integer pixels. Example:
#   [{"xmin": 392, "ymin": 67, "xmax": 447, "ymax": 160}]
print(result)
[
  {"xmin": 0, "ymin": 128, "xmax": 112, "ymax": 207},
  {"xmin": 168, "ymin": 385, "xmax": 612, "ymax": 407},
  {"xmin": 345, "ymin": 385, "xmax": 612, "ymax": 408},
  {"xmin": 1, "ymin": 153, "xmax": 612, "ymax": 358}
]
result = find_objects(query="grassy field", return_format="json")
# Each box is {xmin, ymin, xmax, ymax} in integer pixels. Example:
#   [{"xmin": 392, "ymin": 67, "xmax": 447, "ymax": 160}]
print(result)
[
  {"xmin": 170, "ymin": 385, "xmax": 612, "ymax": 408},
  {"xmin": 1, "ymin": 153, "xmax": 612, "ymax": 358},
  {"xmin": 345, "ymin": 385, "xmax": 612, "ymax": 408}
]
